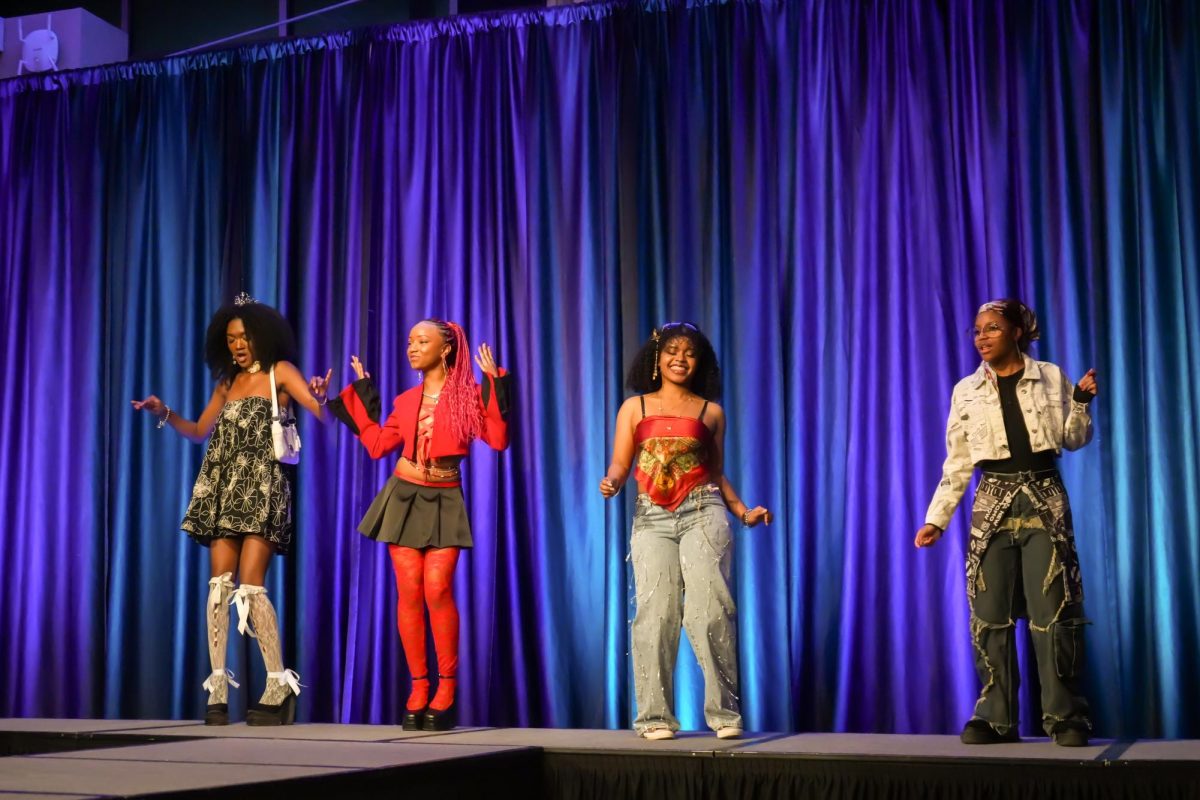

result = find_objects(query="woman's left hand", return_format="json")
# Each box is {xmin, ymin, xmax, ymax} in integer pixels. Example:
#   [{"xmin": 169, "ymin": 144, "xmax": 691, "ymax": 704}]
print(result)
[
  {"xmin": 308, "ymin": 368, "xmax": 333, "ymax": 402},
  {"xmin": 1077, "ymin": 368, "xmax": 1098, "ymax": 396},
  {"xmin": 475, "ymin": 343, "xmax": 501, "ymax": 377},
  {"xmin": 741, "ymin": 506, "xmax": 772, "ymax": 527}
]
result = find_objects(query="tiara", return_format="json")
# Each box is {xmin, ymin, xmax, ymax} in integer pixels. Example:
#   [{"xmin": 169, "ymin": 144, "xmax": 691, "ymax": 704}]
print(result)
[{"xmin": 233, "ymin": 291, "xmax": 256, "ymax": 307}]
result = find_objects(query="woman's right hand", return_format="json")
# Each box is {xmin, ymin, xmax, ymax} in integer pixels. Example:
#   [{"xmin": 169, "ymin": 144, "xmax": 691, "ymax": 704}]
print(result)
[
  {"xmin": 914, "ymin": 523, "xmax": 943, "ymax": 548},
  {"xmin": 350, "ymin": 355, "xmax": 370, "ymax": 381},
  {"xmin": 599, "ymin": 477, "xmax": 620, "ymax": 498},
  {"xmin": 131, "ymin": 395, "xmax": 167, "ymax": 418}
]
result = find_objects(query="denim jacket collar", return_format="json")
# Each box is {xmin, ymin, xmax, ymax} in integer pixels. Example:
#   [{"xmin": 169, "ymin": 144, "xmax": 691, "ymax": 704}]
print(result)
[{"xmin": 970, "ymin": 353, "xmax": 1043, "ymax": 390}]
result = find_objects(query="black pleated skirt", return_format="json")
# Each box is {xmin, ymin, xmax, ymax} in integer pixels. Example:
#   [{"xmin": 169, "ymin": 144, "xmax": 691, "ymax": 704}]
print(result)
[{"xmin": 357, "ymin": 476, "xmax": 473, "ymax": 549}]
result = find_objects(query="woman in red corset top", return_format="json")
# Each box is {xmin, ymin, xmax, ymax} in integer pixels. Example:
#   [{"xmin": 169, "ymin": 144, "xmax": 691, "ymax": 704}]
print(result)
[
  {"xmin": 600, "ymin": 322, "xmax": 771, "ymax": 740},
  {"xmin": 328, "ymin": 319, "xmax": 510, "ymax": 730}
]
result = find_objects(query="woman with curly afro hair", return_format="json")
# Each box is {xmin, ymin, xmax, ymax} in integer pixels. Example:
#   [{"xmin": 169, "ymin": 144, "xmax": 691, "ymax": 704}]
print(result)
[
  {"xmin": 600, "ymin": 322, "xmax": 771, "ymax": 741},
  {"xmin": 328, "ymin": 319, "xmax": 511, "ymax": 731},
  {"xmin": 132, "ymin": 293, "xmax": 333, "ymax": 726}
]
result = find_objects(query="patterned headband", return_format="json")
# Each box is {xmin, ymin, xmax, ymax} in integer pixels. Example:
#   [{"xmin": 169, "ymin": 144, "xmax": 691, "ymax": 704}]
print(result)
[
  {"xmin": 978, "ymin": 300, "xmax": 1040, "ymax": 342},
  {"xmin": 651, "ymin": 321, "xmax": 698, "ymax": 342}
]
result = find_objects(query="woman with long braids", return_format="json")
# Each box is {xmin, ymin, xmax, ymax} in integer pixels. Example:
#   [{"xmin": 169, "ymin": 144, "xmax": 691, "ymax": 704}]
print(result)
[
  {"xmin": 600, "ymin": 322, "xmax": 771, "ymax": 740},
  {"xmin": 329, "ymin": 319, "xmax": 510, "ymax": 731},
  {"xmin": 132, "ymin": 294, "xmax": 332, "ymax": 726},
  {"xmin": 916, "ymin": 299, "xmax": 1097, "ymax": 746}
]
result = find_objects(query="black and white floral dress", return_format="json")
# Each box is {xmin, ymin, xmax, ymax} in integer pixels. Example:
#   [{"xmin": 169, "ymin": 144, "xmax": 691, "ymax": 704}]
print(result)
[{"xmin": 181, "ymin": 396, "xmax": 293, "ymax": 553}]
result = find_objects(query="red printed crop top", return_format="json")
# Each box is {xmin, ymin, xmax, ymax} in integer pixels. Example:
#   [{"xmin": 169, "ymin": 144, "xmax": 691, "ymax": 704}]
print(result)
[{"xmin": 632, "ymin": 397, "xmax": 713, "ymax": 511}]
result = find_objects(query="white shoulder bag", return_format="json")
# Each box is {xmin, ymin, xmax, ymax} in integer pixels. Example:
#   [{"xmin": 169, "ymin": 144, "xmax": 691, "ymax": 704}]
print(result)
[{"xmin": 269, "ymin": 365, "xmax": 301, "ymax": 464}]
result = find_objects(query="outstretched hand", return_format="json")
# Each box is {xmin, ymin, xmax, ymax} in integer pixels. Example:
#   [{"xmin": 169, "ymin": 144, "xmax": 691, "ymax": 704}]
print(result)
[
  {"xmin": 350, "ymin": 355, "xmax": 370, "ymax": 381},
  {"xmin": 131, "ymin": 395, "xmax": 167, "ymax": 419},
  {"xmin": 475, "ymin": 343, "xmax": 501, "ymax": 377}
]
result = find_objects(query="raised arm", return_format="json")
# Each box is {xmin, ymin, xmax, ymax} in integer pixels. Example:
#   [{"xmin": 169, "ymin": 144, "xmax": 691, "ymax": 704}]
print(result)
[
  {"xmin": 272, "ymin": 360, "xmax": 332, "ymax": 423},
  {"xmin": 326, "ymin": 356, "xmax": 409, "ymax": 459},
  {"xmin": 474, "ymin": 343, "xmax": 511, "ymax": 451},
  {"xmin": 1061, "ymin": 366, "xmax": 1096, "ymax": 451}
]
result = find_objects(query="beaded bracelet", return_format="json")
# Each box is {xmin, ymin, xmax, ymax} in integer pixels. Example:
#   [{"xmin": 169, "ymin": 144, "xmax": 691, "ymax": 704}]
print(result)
[{"xmin": 157, "ymin": 407, "xmax": 172, "ymax": 429}]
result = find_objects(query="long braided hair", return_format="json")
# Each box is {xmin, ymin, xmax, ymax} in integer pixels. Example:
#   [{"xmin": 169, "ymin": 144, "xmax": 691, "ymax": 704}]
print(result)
[{"xmin": 425, "ymin": 319, "xmax": 485, "ymax": 443}]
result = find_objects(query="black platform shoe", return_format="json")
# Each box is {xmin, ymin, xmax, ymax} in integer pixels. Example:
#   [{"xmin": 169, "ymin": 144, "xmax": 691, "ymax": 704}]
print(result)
[
  {"xmin": 402, "ymin": 675, "xmax": 430, "ymax": 731},
  {"xmin": 422, "ymin": 675, "xmax": 458, "ymax": 731},
  {"xmin": 402, "ymin": 706, "xmax": 429, "ymax": 731},
  {"xmin": 204, "ymin": 703, "xmax": 229, "ymax": 726},
  {"xmin": 246, "ymin": 693, "xmax": 297, "ymax": 727},
  {"xmin": 422, "ymin": 702, "xmax": 457, "ymax": 731}
]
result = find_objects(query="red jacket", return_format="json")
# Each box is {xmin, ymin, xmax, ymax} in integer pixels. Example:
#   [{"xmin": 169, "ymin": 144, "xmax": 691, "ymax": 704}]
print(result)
[{"xmin": 330, "ymin": 372, "xmax": 510, "ymax": 481}]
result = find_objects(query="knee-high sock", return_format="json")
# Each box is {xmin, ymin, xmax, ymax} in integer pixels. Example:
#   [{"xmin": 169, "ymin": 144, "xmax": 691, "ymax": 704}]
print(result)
[
  {"xmin": 234, "ymin": 584, "xmax": 298, "ymax": 706},
  {"xmin": 423, "ymin": 547, "xmax": 460, "ymax": 711},
  {"xmin": 202, "ymin": 572, "xmax": 237, "ymax": 704},
  {"xmin": 389, "ymin": 545, "xmax": 430, "ymax": 711}
]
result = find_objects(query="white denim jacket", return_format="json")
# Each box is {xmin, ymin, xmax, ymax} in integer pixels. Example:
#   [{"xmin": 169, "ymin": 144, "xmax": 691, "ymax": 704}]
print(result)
[{"xmin": 924, "ymin": 354, "xmax": 1093, "ymax": 530}]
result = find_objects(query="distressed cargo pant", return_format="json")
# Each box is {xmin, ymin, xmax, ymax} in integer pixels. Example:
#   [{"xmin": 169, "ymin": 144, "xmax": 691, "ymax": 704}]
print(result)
[{"xmin": 970, "ymin": 490, "xmax": 1090, "ymax": 736}]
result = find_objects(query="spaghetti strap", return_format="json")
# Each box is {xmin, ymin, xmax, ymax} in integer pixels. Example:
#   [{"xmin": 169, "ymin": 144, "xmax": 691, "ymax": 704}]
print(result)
[
  {"xmin": 639, "ymin": 395, "xmax": 646, "ymax": 419},
  {"xmin": 698, "ymin": 400, "xmax": 709, "ymax": 421}
]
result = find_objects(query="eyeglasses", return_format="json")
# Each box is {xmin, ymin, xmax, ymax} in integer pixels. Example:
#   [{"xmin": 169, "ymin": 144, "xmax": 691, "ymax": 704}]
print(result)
[{"xmin": 971, "ymin": 323, "xmax": 1009, "ymax": 340}]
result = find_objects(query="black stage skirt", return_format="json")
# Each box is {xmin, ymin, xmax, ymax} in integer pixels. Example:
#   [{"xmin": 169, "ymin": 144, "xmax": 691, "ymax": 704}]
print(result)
[{"xmin": 358, "ymin": 476, "xmax": 473, "ymax": 549}]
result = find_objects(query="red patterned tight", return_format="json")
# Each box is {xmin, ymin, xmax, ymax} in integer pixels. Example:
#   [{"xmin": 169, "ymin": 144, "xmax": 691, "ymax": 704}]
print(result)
[{"xmin": 389, "ymin": 545, "xmax": 460, "ymax": 713}]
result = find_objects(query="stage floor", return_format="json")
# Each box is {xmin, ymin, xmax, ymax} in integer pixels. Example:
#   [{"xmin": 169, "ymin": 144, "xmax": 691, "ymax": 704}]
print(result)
[{"xmin": 1, "ymin": 718, "xmax": 1198, "ymax": 799}]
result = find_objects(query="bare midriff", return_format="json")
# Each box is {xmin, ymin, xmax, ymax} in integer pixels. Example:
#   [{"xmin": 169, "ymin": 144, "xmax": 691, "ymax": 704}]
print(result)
[{"xmin": 394, "ymin": 455, "xmax": 464, "ymax": 485}]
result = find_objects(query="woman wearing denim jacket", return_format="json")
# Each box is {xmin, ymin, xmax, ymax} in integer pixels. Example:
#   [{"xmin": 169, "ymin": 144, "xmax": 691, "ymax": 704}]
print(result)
[
  {"xmin": 916, "ymin": 299, "xmax": 1098, "ymax": 747},
  {"xmin": 599, "ymin": 323, "xmax": 771, "ymax": 740}
]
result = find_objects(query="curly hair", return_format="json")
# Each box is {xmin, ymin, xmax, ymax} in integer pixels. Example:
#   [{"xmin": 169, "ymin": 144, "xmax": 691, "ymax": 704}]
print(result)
[
  {"xmin": 204, "ymin": 301, "xmax": 299, "ymax": 386},
  {"xmin": 977, "ymin": 298, "xmax": 1041, "ymax": 353},
  {"xmin": 422, "ymin": 319, "xmax": 485, "ymax": 443},
  {"xmin": 626, "ymin": 322, "xmax": 722, "ymax": 400}
]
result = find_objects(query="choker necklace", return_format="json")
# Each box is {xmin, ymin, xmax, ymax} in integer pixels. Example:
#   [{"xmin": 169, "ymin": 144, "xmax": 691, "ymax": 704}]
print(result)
[
  {"xmin": 245, "ymin": 361, "xmax": 262, "ymax": 374},
  {"xmin": 422, "ymin": 391, "xmax": 440, "ymax": 401}
]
